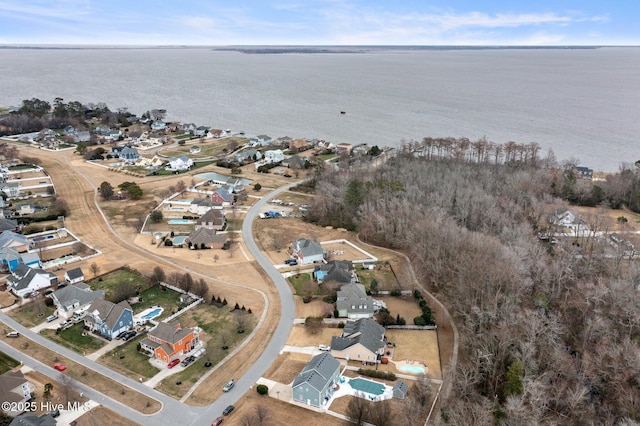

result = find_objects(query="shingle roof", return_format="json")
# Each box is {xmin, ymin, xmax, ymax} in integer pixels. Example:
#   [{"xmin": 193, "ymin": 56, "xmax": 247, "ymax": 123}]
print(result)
[
  {"xmin": 0, "ymin": 231, "xmax": 29, "ymax": 249},
  {"xmin": 187, "ymin": 227, "xmax": 226, "ymax": 246},
  {"xmin": 330, "ymin": 318, "xmax": 385, "ymax": 354},
  {"xmin": 7, "ymin": 265, "xmax": 56, "ymax": 291},
  {"xmin": 65, "ymin": 267, "xmax": 84, "ymax": 281},
  {"xmin": 149, "ymin": 322, "xmax": 192, "ymax": 345},
  {"xmin": 86, "ymin": 299, "xmax": 132, "ymax": 330},
  {"xmin": 0, "ymin": 371, "xmax": 30, "ymax": 404},
  {"xmin": 52, "ymin": 284, "xmax": 104, "ymax": 311},
  {"xmin": 198, "ymin": 209, "xmax": 225, "ymax": 226},
  {"xmin": 292, "ymin": 352, "xmax": 340, "ymax": 391},
  {"xmin": 294, "ymin": 238, "xmax": 323, "ymax": 257}
]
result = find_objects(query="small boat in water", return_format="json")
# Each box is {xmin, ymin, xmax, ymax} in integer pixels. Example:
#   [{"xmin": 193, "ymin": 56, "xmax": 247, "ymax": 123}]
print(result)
[{"xmin": 340, "ymin": 111, "xmax": 346, "ymax": 115}]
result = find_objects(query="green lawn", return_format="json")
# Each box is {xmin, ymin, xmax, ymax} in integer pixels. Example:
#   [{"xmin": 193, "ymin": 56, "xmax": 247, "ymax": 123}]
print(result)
[
  {"xmin": 160, "ymin": 137, "xmax": 248, "ymax": 158},
  {"xmin": 356, "ymin": 268, "xmax": 399, "ymax": 291},
  {"xmin": 40, "ymin": 323, "xmax": 106, "ymax": 354},
  {"xmin": 288, "ymin": 273, "xmax": 323, "ymax": 296},
  {"xmin": 99, "ymin": 335, "xmax": 160, "ymax": 380},
  {"xmin": 156, "ymin": 303, "xmax": 255, "ymax": 398},
  {"xmin": 8, "ymin": 302, "xmax": 56, "ymax": 328},
  {"xmin": 0, "ymin": 352, "xmax": 20, "ymax": 374},
  {"xmin": 89, "ymin": 268, "xmax": 148, "ymax": 301},
  {"xmin": 316, "ymin": 153, "xmax": 337, "ymax": 161},
  {"xmin": 132, "ymin": 286, "xmax": 183, "ymax": 320}
]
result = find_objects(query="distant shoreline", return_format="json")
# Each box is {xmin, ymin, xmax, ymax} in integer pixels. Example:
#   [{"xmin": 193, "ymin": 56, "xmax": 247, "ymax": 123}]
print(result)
[{"xmin": 0, "ymin": 45, "xmax": 633, "ymax": 52}]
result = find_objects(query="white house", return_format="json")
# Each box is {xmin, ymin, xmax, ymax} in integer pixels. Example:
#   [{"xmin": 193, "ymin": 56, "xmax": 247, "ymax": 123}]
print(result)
[
  {"xmin": 290, "ymin": 238, "xmax": 325, "ymax": 265},
  {"xmin": 6, "ymin": 264, "xmax": 58, "ymax": 298},
  {"xmin": 151, "ymin": 120, "xmax": 166, "ymax": 131},
  {"xmin": 167, "ymin": 155, "xmax": 194, "ymax": 171},
  {"xmin": 264, "ymin": 149, "xmax": 285, "ymax": 164},
  {"xmin": 550, "ymin": 208, "xmax": 588, "ymax": 234}
]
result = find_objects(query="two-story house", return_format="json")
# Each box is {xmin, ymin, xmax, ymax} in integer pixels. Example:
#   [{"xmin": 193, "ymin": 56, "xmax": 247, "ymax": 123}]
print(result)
[
  {"xmin": 140, "ymin": 322, "xmax": 199, "ymax": 362},
  {"xmin": 6, "ymin": 264, "xmax": 57, "ymax": 298},
  {"xmin": 84, "ymin": 300, "xmax": 133, "ymax": 340}
]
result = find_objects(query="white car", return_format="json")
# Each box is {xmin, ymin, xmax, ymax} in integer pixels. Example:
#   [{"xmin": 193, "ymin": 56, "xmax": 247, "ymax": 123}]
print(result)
[{"xmin": 319, "ymin": 345, "xmax": 330, "ymax": 351}]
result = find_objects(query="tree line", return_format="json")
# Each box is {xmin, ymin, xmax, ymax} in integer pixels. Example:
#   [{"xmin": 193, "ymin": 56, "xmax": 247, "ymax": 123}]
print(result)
[{"xmin": 306, "ymin": 145, "xmax": 640, "ymax": 424}]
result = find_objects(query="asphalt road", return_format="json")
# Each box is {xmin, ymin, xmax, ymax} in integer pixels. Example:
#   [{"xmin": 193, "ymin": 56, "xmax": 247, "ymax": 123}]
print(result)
[{"xmin": 0, "ymin": 181, "xmax": 297, "ymax": 426}]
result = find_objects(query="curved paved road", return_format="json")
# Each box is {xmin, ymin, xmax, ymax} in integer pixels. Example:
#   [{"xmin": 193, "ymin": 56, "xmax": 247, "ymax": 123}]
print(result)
[{"xmin": 0, "ymin": 179, "xmax": 297, "ymax": 425}]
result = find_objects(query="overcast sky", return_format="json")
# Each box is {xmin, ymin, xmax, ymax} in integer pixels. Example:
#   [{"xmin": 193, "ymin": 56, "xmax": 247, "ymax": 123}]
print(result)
[{"xmin": 0, "ymin": 0, "xmax": 636, "ymax": 46}]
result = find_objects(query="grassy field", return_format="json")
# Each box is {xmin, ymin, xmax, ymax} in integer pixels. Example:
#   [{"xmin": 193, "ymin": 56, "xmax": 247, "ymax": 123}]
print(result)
[
  {"xmin": 8, "ymin": 301, "xmax": 56, "ymax": 328},
  {"xmin": 159, "ymin": 137, "xmax": 248, "ymax": 159},
  {"xmin": 357, "ymin": 267, "xmax": 400, "ymax": 291},
  {"xmin": 0, "ymin": 351, "xmax": 20, "ymax": 374},
  {"xmin": 40, "ymin": 323, "xmax": 106, "ymax": 354},
  {"xmin": 288, "ymin": 273, "xmax": 323, "ymax": 296},
  {"xmin": 155, "ymin": 303, "xmax": 256, "ymax": 398},
  {"xmin": 90, "ymin": 268, "xmax": 148, "ymax": 301},
  {"xmin": 132, "ymin": 285, "xmax": 183, "ymax": 319},
  {"xmin": 99, "ymin": 334, "xmax": 161, "ymax": 380}
]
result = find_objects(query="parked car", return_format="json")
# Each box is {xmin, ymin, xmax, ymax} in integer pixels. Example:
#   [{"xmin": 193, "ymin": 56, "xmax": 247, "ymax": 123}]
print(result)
[
  {"xmin": 167, "ymin": 359, "xmax": 180, "ymax": 369},
  {"xmin": 43, "ymin": 289, "xmax": 54, "ymax": 296},
  {"xmin": 181, "ymin": 355, "xmax": 196, "ymax": 367},
  {"xmin": 59, "ymin": 320, "xmax": 72, "ymax": 329},
  {"xmin": 318, "ymin": 344, "xmax": 330, "ymax": 351},
  {"xmin": 122, "ymin": 330, "xmax": 137, "ymax": 341},
  {"xmin": 46, "ymin": 314, "xmax": 58, "ymax": 323},
  {"xmin": 222, "ymin": 405, "xmax": 235, "ymax": 416},
  {"xmin": 284, "ymin": 259, "xmax": 298, "ymax": 265},
  {"xmin": 6, "ymin": 331, "xmax": 19, "ymax": 338},
  {"xmin": 212, "ymin": 416, "xmax": 224, "ymax": 426},
  {"xmin": 222, "ymin": 380, "xmax": 235, "ymax": 392},
  {"xmin": 50, "ymin": 409, "xmax": 60, "ymax": 418},
  {"xmin": 53, "ymin": 362, "xmax": 67, "ymax": 371}
]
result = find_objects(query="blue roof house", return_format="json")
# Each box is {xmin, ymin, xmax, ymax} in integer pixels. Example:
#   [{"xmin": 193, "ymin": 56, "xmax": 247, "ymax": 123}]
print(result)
[{"xmin": 292, "ymin": 352, "xmax": 341, "ymax": 408}]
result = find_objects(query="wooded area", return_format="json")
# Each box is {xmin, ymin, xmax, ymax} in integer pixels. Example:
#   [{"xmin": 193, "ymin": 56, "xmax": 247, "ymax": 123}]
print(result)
[{"xmin": 306, "ymin": 147, "xmax": 640, "ymax": 424}]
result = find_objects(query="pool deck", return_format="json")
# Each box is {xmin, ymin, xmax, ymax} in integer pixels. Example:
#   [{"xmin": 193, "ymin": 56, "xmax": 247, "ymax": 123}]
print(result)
[{"xmin": 393, "ymin": 359, "xmax": 428, "ymax": 375}]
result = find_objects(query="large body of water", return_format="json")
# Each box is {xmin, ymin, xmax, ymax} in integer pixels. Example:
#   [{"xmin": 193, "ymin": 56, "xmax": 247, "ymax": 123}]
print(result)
[{"xmin": 1, "ymin": 47, "xmax": 639, "ymax": 172}]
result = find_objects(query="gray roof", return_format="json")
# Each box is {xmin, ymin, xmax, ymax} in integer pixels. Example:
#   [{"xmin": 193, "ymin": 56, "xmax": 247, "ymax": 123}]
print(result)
[
  {"xmin": 0, "ymin": 231, "xmax": 29, "ymax": 249},
  {"xmin": 9, "ymin": 414, "xmax": 57, "ymax": 426},
  {"xmin": 20, "ymin": 252, "xmax": 40, "ymax": 266},
  {"xmin": 148, "ymin": 322, "xmax": 192, "ymax": 344},
  {"xmin": 187, "ymin": 227, "xmax": 227, "ymax": 246},
  {"xmin": 0, "ymin": 218, "xmax": 18, "ymax": 232},
  {"xmin": 0, "ymin": 370, "xmax": 30, "ymax": 404},
  {"xmin": 52, "ymin": 283, "xmax": 105, "ymax": 311},
  {"xmin": 65, "ymin": 267, "xmax": 84, "ymax": 281},
  {"xmin": 318, "ymin": 260, "xmax": 354, "ymax": 284},
  {"xmin": 330, "ymin": 318, "xmax": 385, "ymax": 354},
  {"xmin": 393, "ymin": 380, "xmax": 409, "ymax": 397},
  {"xmin": 292, "ymin": 352, "xmax": 340, "ymax": 391},
  {"xmin": 293, "ymin": 238, "xmax": 324, "ymax": 257},
  {"xmin": 336, "ymin": 283, "xmax": 374, "ymax": 316},
  {"xmin": 86, "ymin": 299, "xmax": 132, "ymax": 330},
  {"xmin": 7, "ymin": 264, "xmax": 56, "ymax": 292}
]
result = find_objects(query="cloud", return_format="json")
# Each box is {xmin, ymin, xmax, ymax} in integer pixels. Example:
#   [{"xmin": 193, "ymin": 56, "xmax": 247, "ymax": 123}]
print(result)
[
  {"xmin": 0, "ymin": 0, "xmax": 91, "ymax": 19},
  {"xmin": 179, "ymin": 16, "xmax": 217, "ymax": 30}
]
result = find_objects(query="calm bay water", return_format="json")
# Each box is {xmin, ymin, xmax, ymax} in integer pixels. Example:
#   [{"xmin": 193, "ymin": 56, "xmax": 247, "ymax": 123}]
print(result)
[{"xmin": 1, "ymin": 47, "xmax": 639, "ymax": 172}]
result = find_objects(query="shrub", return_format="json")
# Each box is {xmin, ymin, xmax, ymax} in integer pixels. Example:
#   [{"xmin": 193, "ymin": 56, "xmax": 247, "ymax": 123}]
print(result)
[
  {"xmin": 357, "ymin": 368, "xmax": 396, "ymax": 381},
  {"xmin": 414, "ymin": 316, "xmax": 427, "ymax": 326},
  {"xmin": 390, "ymin": 289, "xmax": 402, "ymax": 297},
  {"xmin": 256, "ymin": 384, "xmax": 269, "ymax": 395},
  {"xmin": 413, "ymin": 289, "xmax": 423, "ymax": 300}
]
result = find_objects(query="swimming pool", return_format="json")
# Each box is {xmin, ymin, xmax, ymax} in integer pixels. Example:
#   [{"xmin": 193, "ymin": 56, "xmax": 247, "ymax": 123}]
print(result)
[
  {"xmin": 138, "ymin": 307, "xmax": 164, "ymax": 320},
  {"xmin": 399, "ymin": 364, "xmax": 425, "ymax": 374},
  {"xmin": 168, "ymin": 219, "xmax": 194, "ymax": 225},
  {"xmin": 349, "ymin": 378, "xmax": 386, "ymax": 396}
]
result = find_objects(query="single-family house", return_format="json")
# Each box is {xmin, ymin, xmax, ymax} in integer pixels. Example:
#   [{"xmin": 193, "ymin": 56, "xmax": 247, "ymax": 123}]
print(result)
[
  {"xmin": 0, "ymin": 182, "xmax": 20, "ymax": 198},
  {"xmin": 0, "ymin": 218, "xmax": 18, "ymax": 232},
  {"xmin": 574, "ymin": 166, "xmax": 594, "ymax": 180},
  {"xmin": 263, "ymin": 149, "xmax": 285, "ymax": 164},
  {"xmin": 392, "ymin": 381, "xmax": 409, "ymax": 399},
  {"xmin": 256, "ymin": 135, "xmax": 272, "ymax": 146},
  {"xmin": 336, "ymin": 283, "xmax": 375, "ymax": 319},
  {"xmin": 207, "ymin": 128, "xmax": 223, "ymax": 138},
  {"xmin": 93, "ymin": 125, "xmax": 112, "ymax": 136},
  {"xmin": 51, "ymin": 283, "xmax": 105, "ymax": 319},
  {"xmin": 234, "ymin": 149, "xmax": 262, "ymax": 164},
  {"xmin": 63, "ymin": 125, "xmax": 77, "ymax": 136},
  {"xmin": 0, "ymin": 232, "xmax": 30, "ymax": 252},
  {"xmin": 167, "ymin": 156, "xmax": 194, "ymax": 171},
  {"xmin": 64, "ymin": 267, "xmax": 84, "ymax": 284},
  {"xmin": 330, "ymin": 318, "xmax": 385, "ymax": 363},
  {"xmin": 151, "ymin": 120, "xmax": 167, "ymax": 131},
  {"xmin": 16, "ymin": 203, "xmax": 35, "ymax": 216},
  {"xmin": 314, "ymin": 260, "xmax": 354, "ymax": 284},
  {"xmin": 196, "ymin": 172, "xmax": 251, "ymax": 193},
  {"xmin": 118, "ymin": 146, "xmax": 140, "ymax": 164},
  {"xmin": 188, "ymin": 197, "xmax": 222, "ymax": 215},
  {"xmin": 336, "ymin": 143, "xmax": 353, "ymax": 155},
  {"xmin": 140, "ymin": 322, "xmax": 199, "ymax": 362},
  {"xmin": 289, "ymin": 138, "xmax": 309, "ymax": 152},
  {"xmin": 84, "ymin": 300, "xmax": 133, "ymax": 340},
  {"xmin": 196, "ymin": 209, "xmax": 226, "ymax": 231},
  {"xmin": 6, "ymin": 264, "xmax": 58, "ymax": 298},
  {"xmin": 134, "ymin": 155, "xmax": 164, "ymax": 169},
  {"xmin": 194, "ymin": 126, "xmax": 209, "ymax": 137},
  {"xmin": 0, "ymin": 247, "xmax": 41, "ymax": 272},
  {"xmin": 73, "ymin": 131, "xmax": 91, "ymax": 143},
  {"xmin": 549, "ymin": 208, "xmax": 588, "ymax": 234},
  {"xmin": 183, "ymin": 123, "xmax": 197, "ymax": 135},
  {"xmin": 284, "ymin": 155, "xmax": 308, "ymax": 169},
  {"xmin": 210, "ymin": 187, "xmax": 234, "ymax": 206},
  {"xmin": 0, "ymin": 371, "xmax": 36, "ymax": 416},
  {"xmin": 290, "ymin": 238, "xmax": 325, "ymax": 265},
  {"xmin": 292, "ymin": 352, "xmax": 341, "ymax": 408},
  {"xmin": 186, "ymin": 227, "xmax": 227, "ymax": 249}
]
